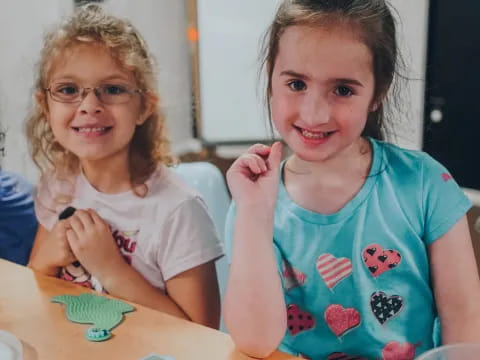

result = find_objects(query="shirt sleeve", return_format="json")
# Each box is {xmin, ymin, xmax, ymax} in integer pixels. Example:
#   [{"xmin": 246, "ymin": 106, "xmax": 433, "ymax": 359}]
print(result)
[
  {"xmin": 422, "ymin": 154, "xmax": 472, "ymax": 244},
  {"xmin": 158, "ymin": 196, "xmax": 224, "ymax": 281}
]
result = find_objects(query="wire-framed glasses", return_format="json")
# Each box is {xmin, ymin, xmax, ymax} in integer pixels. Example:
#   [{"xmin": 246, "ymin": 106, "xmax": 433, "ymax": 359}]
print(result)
[{"xmin": 44, "ymin": 82, "xmax": 144, "ymax": 104}]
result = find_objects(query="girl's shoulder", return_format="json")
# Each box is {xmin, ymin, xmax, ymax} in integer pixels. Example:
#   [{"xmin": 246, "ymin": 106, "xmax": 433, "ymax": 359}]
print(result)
[
  {"xmin": 146, "ymin": 165, "xmax": 205, "ymax": 210},
  {"xmin": 372, "ymin": 139, "xmax": 449, "ymax": 180}
]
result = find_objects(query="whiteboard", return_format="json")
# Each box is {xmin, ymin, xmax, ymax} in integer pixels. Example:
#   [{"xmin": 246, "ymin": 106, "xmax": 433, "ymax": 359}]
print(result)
[{"xmin": 196, "ymin": 0, "xmax": 281, "ymax": 144}]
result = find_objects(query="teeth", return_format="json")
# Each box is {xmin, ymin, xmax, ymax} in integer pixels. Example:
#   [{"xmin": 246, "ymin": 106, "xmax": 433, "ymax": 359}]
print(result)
[
  {"xmin": 301, "ymin": 129, "xmax": 326, "ymax": 139},
  {"xmin": 77, "ymin": 127, "xmax": 107, "ymax": 133}
]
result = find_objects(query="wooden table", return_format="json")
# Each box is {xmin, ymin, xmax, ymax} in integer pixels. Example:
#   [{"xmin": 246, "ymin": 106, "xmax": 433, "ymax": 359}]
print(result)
[{"xmin": 0, "ymin": 260, "xmax": 298, "ymax": 360}]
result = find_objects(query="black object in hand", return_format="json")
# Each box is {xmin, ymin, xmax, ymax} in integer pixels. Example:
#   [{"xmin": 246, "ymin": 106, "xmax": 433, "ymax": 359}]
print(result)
[
  {"xmin": 58, "ymin": 206, "xmax": 80, "ymax": 266},
  {"xmin": 58, "ymin": 206, "xmax": 76, "ymax": 220}
]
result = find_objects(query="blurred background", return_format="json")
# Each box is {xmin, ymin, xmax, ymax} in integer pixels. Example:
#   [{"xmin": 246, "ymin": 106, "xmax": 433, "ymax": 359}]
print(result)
[{"xmin": 0, "ymin": 0, "xmax": 479, "ymax": 264}]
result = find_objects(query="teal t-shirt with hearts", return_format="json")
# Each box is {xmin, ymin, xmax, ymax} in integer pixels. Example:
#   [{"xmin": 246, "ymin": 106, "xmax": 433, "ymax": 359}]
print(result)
[{"xmin": 225, "ymin": 138, "xmax": 472, "ymax": 360}]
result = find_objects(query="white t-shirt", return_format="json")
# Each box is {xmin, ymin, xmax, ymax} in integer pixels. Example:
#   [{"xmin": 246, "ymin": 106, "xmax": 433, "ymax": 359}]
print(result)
[{"xmin": 35, "ymin": 165, "xmax": 224, "ymax": 292}]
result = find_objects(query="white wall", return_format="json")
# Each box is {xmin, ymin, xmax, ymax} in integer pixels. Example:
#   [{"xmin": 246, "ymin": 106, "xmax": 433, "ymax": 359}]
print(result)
[
  {"xmin": 102, "ymin": 0, "xmax": 195, "ymax": 155},
  {"xmin": 0, "ymin": 0, "xmax": 73, "ymax": 181},
  {"xmin": 390, "ymin": 0, "xmax": 429, "ymax": 150}
]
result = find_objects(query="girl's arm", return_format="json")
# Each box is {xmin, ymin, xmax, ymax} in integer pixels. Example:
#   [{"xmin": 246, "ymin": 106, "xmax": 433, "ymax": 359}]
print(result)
[
  {"xmin": 64, "ymin": 209, "xmax": 220, "ymax": 326},
  {"xmin": 224, "ymin": 204, "xmax": 286, "ymax": 358},
  {"xmin": 223, "ymin": 142, "xmax": 286, "ymax": 358},
  {"xmin": 430, "ymin": 215, "xmax": 480, "ymax": 343},
  {"xmin": 101, "ymin": 259, "xmax": 220, "ymax": 327}
]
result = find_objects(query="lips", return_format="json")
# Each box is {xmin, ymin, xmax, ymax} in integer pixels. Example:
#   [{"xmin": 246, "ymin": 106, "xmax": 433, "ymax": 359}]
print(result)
[{"xmin": 293, "ymin": 125, "xmax": 337, "ymax": 143}]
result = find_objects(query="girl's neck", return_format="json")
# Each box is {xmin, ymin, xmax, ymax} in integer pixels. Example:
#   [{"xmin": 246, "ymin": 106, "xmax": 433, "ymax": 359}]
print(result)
[
  {"xmin": 287, "ymin": 138, "xmax": 372, "ymax": 183},
  {"xmin": 80, "ymin": 154, "xmax": 132, "ymax": 194},
  {"xmin": 284, "ymin": 137, "xmax": 373, "ymax": 214}
]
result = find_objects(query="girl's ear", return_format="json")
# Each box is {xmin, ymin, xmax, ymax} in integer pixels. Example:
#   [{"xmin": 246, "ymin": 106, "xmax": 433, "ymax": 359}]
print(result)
[{"xmin": 137, "ymin": 92, "xmax": 157, "ymax": 125}]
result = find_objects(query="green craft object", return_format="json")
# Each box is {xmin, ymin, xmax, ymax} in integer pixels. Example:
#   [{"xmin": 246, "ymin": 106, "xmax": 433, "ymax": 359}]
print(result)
[{"xmin": 51, "ymin": 293, "xmax": 135, "ymax": 341}]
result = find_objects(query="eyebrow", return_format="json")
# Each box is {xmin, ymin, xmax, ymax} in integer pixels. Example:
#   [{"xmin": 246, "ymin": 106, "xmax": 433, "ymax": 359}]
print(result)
[
  {"xmin": 279, "ymin": 70, "xmax": 364, "ymax": 87},
  {"xmin": 51, "ymin": 73, "xmax": 133, "ymax": 83}
]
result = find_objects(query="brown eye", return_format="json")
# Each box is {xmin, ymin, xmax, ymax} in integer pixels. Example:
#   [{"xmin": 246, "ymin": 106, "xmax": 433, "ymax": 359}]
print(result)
[
  {"xmin": 335, "ymin": 86, "xmax": 353, "ymax": 97},
  {"xmin": 288, "ymin": 80, "xmax": 307, "ymax": 91}
]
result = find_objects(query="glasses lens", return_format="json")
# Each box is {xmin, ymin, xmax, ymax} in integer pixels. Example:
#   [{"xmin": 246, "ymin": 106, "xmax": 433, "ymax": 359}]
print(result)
[
  {"xmin": 51, "ymin": 83, "xmax": 81, "ymax": 103},
  {"xmin": 98, "ymin": 84, "xmax": 132, "ymax": 104}
]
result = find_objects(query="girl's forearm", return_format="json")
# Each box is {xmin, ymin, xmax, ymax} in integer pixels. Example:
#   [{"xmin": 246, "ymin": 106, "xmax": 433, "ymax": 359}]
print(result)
[
  {"xmin": 224, "ymin": 205, "xmax": 286, "ymax": 358},
  {"xmin": 101, "ymin": 263, "xmax": 189, "ymax": 320},
  {"xmin": 27, "ymin": 256, "xmax": 60, "ymax": 277},
  {"xmin": 441, "ymin": 307, "xmax": 480, "ymax": 344}
]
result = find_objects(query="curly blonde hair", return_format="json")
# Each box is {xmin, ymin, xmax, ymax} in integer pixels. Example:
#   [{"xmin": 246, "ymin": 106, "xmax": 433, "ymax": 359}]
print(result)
[{"xmin": 26, "ymin": 3, "xmax": 173, "ymax": 196}]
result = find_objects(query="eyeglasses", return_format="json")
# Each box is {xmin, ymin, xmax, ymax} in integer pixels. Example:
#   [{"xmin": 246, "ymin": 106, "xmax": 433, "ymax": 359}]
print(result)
[{"xmin": 44, "ymin": 82, "xmax": 144, "ymax": 105}]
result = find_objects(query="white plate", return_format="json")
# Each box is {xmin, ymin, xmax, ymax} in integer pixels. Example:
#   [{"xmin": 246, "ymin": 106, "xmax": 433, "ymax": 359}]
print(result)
[{"xmin": 0, "ymin": 330, "xmax": 23, "ymax": 360}]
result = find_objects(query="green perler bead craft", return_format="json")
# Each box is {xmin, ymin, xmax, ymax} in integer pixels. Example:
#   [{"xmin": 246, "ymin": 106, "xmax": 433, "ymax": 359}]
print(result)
[{"xmin": 51, "ymin": 293, "xmax": 135, "ymax": 342}]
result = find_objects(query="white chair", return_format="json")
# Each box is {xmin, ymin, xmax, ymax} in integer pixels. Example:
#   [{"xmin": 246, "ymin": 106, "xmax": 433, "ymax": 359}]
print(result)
[
  {"xmin": 171, "ymin": 162, "xmax": 231, "ymax": 332},
  {"xmin": 416, "ymin": 343, "xmax": 480, "ymax": 360}
]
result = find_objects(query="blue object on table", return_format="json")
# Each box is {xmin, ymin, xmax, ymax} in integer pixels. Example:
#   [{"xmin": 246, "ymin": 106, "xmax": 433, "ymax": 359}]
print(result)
[{"xmin": 0, "ymin": 170, "xmax": 37, "ymax": 265}]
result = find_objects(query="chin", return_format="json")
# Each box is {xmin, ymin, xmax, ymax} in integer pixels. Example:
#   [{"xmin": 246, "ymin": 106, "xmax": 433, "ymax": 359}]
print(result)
[{"xmin": 294, "ymin": 151, "xmax": 334, "ymax": 163}]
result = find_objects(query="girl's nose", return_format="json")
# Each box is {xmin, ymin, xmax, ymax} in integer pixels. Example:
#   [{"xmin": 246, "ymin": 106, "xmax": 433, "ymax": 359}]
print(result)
[
  {"xmin": 77, "ymin": 89, "xmax": 104, "ymax": 115},
  {"xmin": 300, "ymin": 93, "xmax": 330, "ymax": 126}
]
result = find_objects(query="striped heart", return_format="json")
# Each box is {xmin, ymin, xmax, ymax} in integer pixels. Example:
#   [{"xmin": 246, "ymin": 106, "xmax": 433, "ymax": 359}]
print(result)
[{"xmin": 316, "ymin": 254, "xmax": 352, "ymax": 289}]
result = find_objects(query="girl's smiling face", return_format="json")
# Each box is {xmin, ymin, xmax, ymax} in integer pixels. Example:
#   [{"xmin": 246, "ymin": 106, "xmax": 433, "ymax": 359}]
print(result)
[
  {"xmin": 43, "ymin": 43, "xmax": 152, "ymax": 166},
  {"xmin": 270, "ymin": 25, "xmax": 377, "ymax": 163}
]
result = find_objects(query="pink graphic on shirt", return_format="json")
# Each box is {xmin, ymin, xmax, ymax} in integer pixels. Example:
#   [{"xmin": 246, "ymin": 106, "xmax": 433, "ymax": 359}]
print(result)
[
  {"xmin": 324, "ymin": 304, "xmax": 361, "ymax": 338},
  {"xmin": 112, "ymin": 229, "xmax": 138, "ymax": 265},
  {"xmin": 316, "ymin": 253, "xmax": 352, "ymax": 289},
  {"xmin": 441, "ymin": 173, "xmax": 453, "ymax": 182},
  {"xmin": 382, "ymin": 341, "xmax": 417, "ymax": 360},
  {"xmin": 282, "ymin": 261, "xmax": 307, "ymax": 291},
  {"xmin": 286, "ymin": 304, "xmax": 315, "ymax": 336},
  {"xmin": 362, "ymin": 244, "xmax": 401, "ymax": 278},
  {"xmin": 59, "ymin": 261, "xmax": 94, "ymax": 290}
]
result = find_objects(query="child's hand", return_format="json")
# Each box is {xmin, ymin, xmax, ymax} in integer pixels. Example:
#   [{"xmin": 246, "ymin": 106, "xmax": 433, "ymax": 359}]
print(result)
[
  {"xmin": 31, "ymin": 220, "xmax": 77, "ymax": 275},
  {"xmin": 65, "ymin": 209, "xmax": 125, "ymax": 281},
  {"xmin": 226, "ymin": 142, "xmax": 282, "ymax": 209}
]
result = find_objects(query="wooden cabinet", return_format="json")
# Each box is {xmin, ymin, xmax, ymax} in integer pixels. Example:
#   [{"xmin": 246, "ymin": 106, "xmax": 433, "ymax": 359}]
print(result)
[{"xmin": 466, "ymin": 206, "xmax": 480, "ymax": 274}]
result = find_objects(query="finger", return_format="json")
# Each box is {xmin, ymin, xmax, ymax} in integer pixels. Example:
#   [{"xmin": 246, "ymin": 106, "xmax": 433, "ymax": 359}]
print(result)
[
  {"xmin": 56, "ymin": 219, "xmax": 71, "ymax": 234},
  {"xmin": 87, "ymin": 209, "xmax": 106, "ymax": 228},
  {"xmin": 238, "ymin": 154, "xmax": 267, "ymax": 174},
  {"xmin": 65, "ymin": 228, "xmax": 80, "ymax": 252},
  {"xmin": 246, "ymin": 143, "xmax": 271, "ymax": 157},
  {"xmin": 65, "ymin": 249, "xmax": 77, "ymax": 264},
  {"xmin": 267, "ymin": 141, "xmax": 283, "ymax": 172},
  {"xmin": 68, "ymin": 215, "xmax": 85, "ymax": 234},
  {"xmin": 73, "ymin": 210, "xmax": 95, "ymax": 229}
]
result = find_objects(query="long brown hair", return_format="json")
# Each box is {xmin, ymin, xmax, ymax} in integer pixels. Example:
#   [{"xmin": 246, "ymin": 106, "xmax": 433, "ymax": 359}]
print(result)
[{"xmin": 261, "ymin": 0, "xmax": 405, "ymax": 141}]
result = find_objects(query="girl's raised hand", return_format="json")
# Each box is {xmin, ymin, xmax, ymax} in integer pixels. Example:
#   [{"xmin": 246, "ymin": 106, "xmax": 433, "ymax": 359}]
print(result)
[
  {"xmin": 226, "ymin": 141, "xmax": 282, "ymax": 209},
  {"xmin": 65, "ymin": 209, "xmax": 126, "ymax": 281}
]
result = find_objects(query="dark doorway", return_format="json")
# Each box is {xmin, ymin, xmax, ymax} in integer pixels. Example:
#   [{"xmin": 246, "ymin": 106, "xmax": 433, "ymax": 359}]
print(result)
[{"xmin": 423, "ymin": 0, "xmax": 480, "ymax": 190}]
